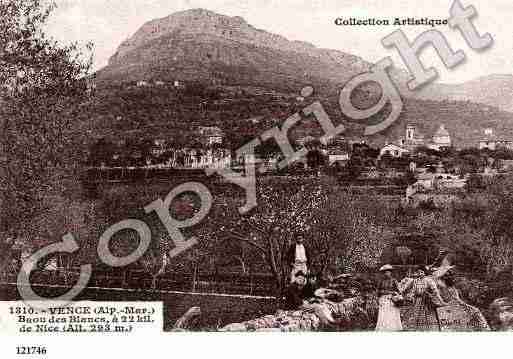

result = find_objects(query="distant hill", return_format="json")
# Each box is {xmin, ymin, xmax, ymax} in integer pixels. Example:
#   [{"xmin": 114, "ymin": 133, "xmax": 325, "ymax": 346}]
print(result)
[
  {"xmin": 371, "ymin": 98, "xmax": 513, "ymax": 148},
  {"xmin": 91, "ymin": 8, "xmax": 513, "ymax": 148},
  {"xmin": 417, "ymin": 74, "xmax": 513, "ymax": 113},
  {"xmin": 83, "ymin": 82, "xmax": 513, "ymax": 149},
  {"xmin": 96, "ymin": 8, "xmax": 381, "ymax": 92}
]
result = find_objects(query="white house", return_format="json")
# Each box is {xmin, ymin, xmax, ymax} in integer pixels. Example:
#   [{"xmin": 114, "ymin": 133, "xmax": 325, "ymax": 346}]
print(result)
[
  {"xmin": 198, "ymin": 126, "xmax": 224, "ymax": 146},
  {"xmin": 478, "ymin": 129, "xmax": 513, "ymax": 151},
  {"xmin": 152, "ymin": 139, "xmax": 167, "ymax": 156},
  {"xmin": 328, "ymin": 152, "xmax": 350, "ymax": 165},
  {"xmin": 380, "ymin": 143, "xmax": 410, "ymax": 158},
  {"xmin": 405, "ymin": 173, "xmax": 466, "ymax": 208},
  {"xmin": 412, "ymin": 172, "xmax": 467, "ymax": 191}
]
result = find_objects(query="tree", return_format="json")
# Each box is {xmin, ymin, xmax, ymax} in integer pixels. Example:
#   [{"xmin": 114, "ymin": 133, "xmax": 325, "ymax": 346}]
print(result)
[
  {"xmin": 0, "ymin": 1, "xmax": 93, "ymax": 239},
  {"xmin": 403, "ymin": 170, "xmax": 417, "ymax": 186},
  {"xmin": 183, "ymin": 81, "xmax": 207, "ymax": 97},
  {"xmin": 140, "ymin": 234, "xmax": 171, "ymax": 290},
  {"xmin": 88, "ymin": 138, "xmax": 115, "ymax": 166},
  {"xmin": 466, "ymin": 173, "xmax": 484, "ymax": 193},
  {"xmin": 197, "ymin": 178, "xmax": 329, "ymax": 294},
  {"xmin": 492, "ymin": 148, "xmax": 513, "ymax": 160},
  {"xmin": 198, "ymin": 177, "xmax": 394, "ymax": 293},
  {"xmin": 343, "ymin": 157, "xmax": 363, "ymax": 180},
  {"xmin": 415, "ymin": 146, "xmax": 437, "ymax": 157},
  {"xmin": 256, "ymin": 140, "xmax": 281, "ymax": 160},
  {"xmin": 306, "ymin": 149, "xmax": 327, "ymax": 169},
  {"xmin": 307, "ymin": 191, "xmax": 394, "ymax": 275},
  {"xmin": 401, "ymin": 176, "xmax": 513, "ymax": 277},
  {"xmin": 395, "ymin": 246, "xmax": 413, "ymax": 265}
]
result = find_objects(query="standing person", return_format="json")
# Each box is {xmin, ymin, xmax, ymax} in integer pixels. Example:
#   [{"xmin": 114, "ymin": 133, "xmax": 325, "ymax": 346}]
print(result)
[
  {"xmin": 401, "ymin": 268, "xmax": 448, "ymax": 331},
  {"xmin": 286, "ymin": 235, "xmax": 310, "ymax": 283},
  {"xmin": 20, "ymin": 243, "xmax": 36, "ymax": 276},
  {"xmin": 375, "ymin": 264, "xmax": 403, "ymax": 331}
]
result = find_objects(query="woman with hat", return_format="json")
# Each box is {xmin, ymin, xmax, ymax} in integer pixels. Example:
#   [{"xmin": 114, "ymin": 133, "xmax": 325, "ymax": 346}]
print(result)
[{"xmin": 375, "ymin": 264, "xmax": 403, "ymax": 331}]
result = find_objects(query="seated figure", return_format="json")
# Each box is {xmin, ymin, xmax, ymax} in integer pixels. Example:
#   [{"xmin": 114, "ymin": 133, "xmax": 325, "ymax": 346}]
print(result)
[
  {"xmin": 284, "ymin": 271, "xmax": 315, "ymax": 310},
  {"xmin": 435, "ymin": 266, "xmax": 490, "ymax": 331},
  {"xmin": 221, "ymin": 278, "xmax": 378, "ymax": 332}
]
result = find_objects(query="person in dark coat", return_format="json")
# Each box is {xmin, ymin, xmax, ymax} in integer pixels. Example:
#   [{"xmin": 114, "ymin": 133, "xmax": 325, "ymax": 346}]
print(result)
[
  {"xmin": 286, "ymin": 235, "xmax": 311, "ymax": 283},
  {"xmin": 284, "ymin": 271, "xmax": 309, "ymax": 310},
  {"xmin": 303, "ymin": 273, "xmax": 320, "ymax": 299}
]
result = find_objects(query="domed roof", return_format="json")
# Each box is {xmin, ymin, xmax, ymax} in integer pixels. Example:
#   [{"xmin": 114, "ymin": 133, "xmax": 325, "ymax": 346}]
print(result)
[{"xmin": 434, "ymin": 124, "xmax": 450, "ymax": 138}]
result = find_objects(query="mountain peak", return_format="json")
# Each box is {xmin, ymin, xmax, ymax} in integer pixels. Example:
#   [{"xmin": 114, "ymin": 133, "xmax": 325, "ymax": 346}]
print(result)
[
  {"xmin": 109, "ymin": 8, "xmax": 326, "ymax": 65},
  {"xmin": 99, "ymin": 8, "xmax": 371, "ymax": 92},
  {"xmin": 166, "ymin": 8, "xmax": 246, "ymax": 24},
  {"xmin": 473, "ymin": 73, "xmax": 513, "ymax": 83},
  {"xmin": 177, "ymin": 8, "xmax": 220, "ymax": 15}
]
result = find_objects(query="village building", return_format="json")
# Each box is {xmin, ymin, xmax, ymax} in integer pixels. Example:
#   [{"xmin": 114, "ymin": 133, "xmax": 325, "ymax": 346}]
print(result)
[
  {"xmin": 245, "ymin": 116, "xmax": 264, "ymax": 124},
  {"xmin": 297, "ymin": 135, "xmax": 351, "ymax": 166},
  {"xmin": 136, "ymin": 80, "xmax": 150, "ymax": 87},
  {"xmin": 404, "ymin": 188, "xmax": 463, "ymax": 208},
  {"xmin": 198, "ymin": 126, "xmax": 225, "ymax": 146},
  {"xmin": 325, "ymin": 136, "xmax": 351, "ymax": 152},
  {"xmin": 193, "ymin": 148, "xmax": 231, "ymax": 169},
  {"xmin": 431, "ymin": 124, "xmax": 452, "ymax": 150},
  {"xmin": 328, "ymin": 150, "xmax": 350, "ymax": 166},
  {"xmin": 160, "ymin": 148, "xmax": 230, "ymax": 169},
  {"xmin": 395, "ymin": 124, "xmax": 452, "ymax": 152},
  {"xmin": 405, "ymin": 183, "xmax": 464, "ymax": 208},
  {"xmin": 379, "ymin": 143, "xmax": 410, "ymax": 158},
  {"xmin": 405, "ymin": 169, "xmax": 467, "ymax": 208},
  {"xmin": 478, "ymin": 128, "xmax": 513, "ymax": 150},
  {"xmin": 498, "ymin": 159, "xmax": 513, "ymax": 172},
  {"xmin": 401, "ymin": 124, "xmax": 425, "ymax": 150},
  {"xmin": 152, "ymin": 139, "xmax": 167, "ymax": 156}
]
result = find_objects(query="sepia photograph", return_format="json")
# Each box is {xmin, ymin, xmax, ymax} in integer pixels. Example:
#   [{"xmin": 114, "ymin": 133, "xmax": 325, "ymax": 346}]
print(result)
[{"xmin": 1, "ymin": 1, "xmax": 513, "ymax": 349}]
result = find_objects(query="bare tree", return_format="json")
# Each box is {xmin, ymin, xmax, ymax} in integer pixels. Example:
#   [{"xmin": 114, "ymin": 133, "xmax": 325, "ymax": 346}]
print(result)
[{"xmin": 194, "ymin": 178, "xmax": 326, "ymax": 293}]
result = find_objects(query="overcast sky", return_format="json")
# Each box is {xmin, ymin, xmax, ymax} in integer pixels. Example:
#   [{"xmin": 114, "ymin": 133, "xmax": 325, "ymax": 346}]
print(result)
[{"xmin": 45, "ymin": 0, "xmax": 512, "ymax": 84}]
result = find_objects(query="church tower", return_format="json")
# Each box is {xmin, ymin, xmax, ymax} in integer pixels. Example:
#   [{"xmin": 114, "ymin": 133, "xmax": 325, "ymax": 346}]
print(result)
[{"xmin": 406, "ymin": 125, "xmax": 415, "ymax": 141}]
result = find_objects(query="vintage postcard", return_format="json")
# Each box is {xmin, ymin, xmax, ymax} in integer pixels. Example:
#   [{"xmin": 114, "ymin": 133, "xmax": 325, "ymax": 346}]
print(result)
[{"xmin": 1, "ymin": 0, "xmax": 512, "ymax": 357}]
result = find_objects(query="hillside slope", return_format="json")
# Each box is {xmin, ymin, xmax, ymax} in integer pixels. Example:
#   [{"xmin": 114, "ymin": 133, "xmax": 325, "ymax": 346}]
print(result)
[
  {"xmin": 91, "ymin": 8, "xmax": 513, "ymax": 148},
  {"xmin": 418, "ymin": 74, "xmax": 513, "ymax": 112},
  {"xmin": 96, "ymin": 8, "xmax": 384, "ymax": 93}
]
